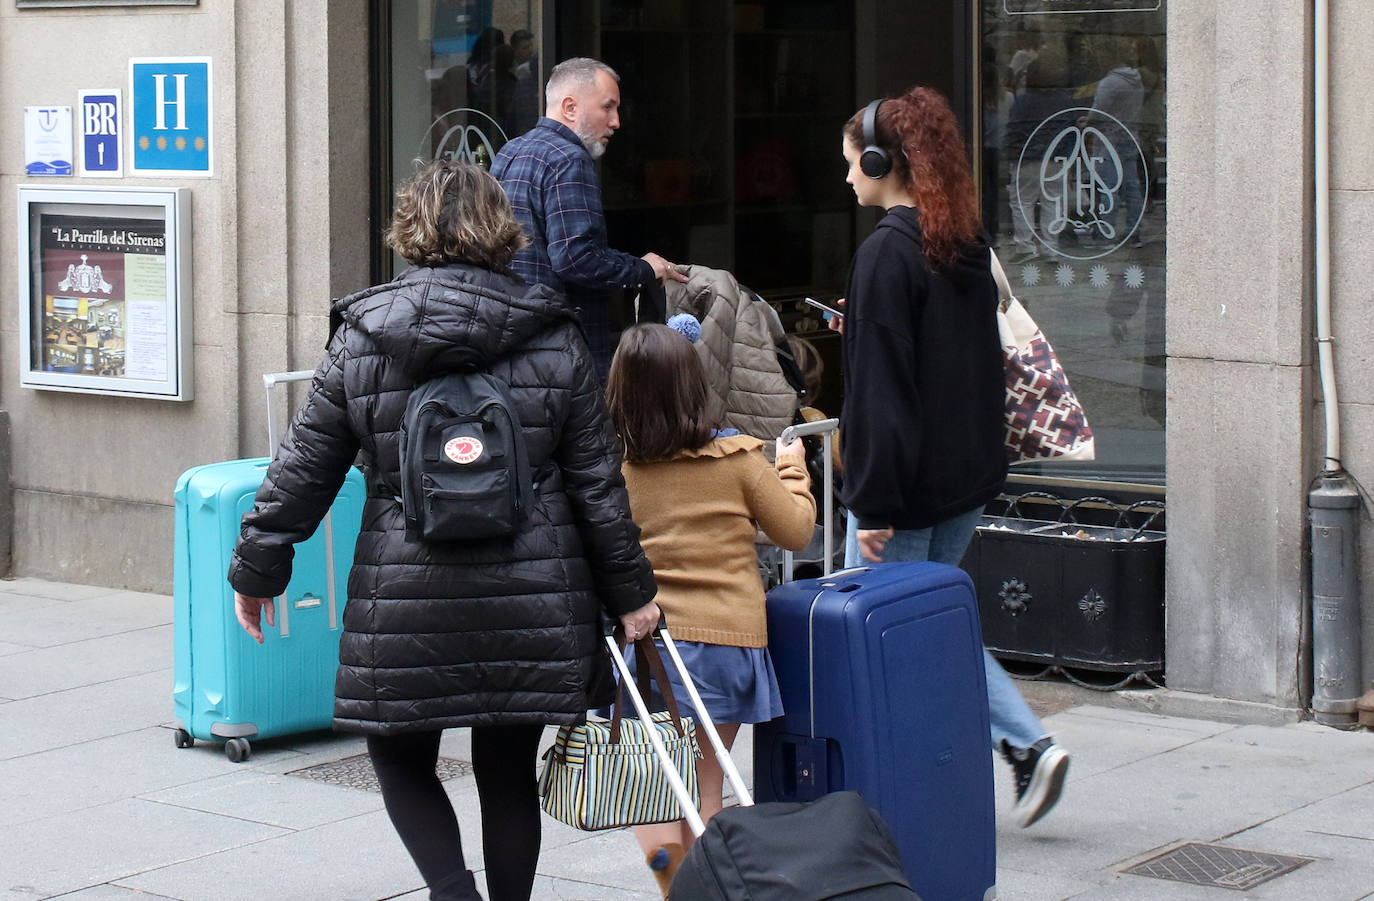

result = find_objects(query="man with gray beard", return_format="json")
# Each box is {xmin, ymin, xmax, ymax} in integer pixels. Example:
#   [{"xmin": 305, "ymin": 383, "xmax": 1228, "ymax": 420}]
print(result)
[{"xmin": 493, "ymin": 57, "xmax": 686, "ymax": 377}]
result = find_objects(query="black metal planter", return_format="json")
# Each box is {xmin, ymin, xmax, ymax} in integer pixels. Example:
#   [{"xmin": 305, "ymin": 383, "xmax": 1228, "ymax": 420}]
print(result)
[{"xmin": 962, "ymin": 494, "xmax": 1165, "ymax": 680}]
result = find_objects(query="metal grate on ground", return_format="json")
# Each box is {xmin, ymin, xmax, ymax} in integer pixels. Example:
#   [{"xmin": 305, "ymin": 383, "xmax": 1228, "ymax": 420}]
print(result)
[
  {"xmin": 1124, "ymin": 842, "xmax": 1315, "ymax": 891},
  {"xmin": 287, "ymin": 753, "xmax": 473, "ymax": 792}
]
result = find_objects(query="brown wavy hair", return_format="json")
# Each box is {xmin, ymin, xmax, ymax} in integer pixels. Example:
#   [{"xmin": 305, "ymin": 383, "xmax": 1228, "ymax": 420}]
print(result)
[
  {"xmin": 844, "ymin": 86, "xmax": 981, "ymax": 268},
  {"xmin": 385, "ymin": 159, "xmax": 528, "ymax": 268},
  {"xmin": 605, "ymin": 323, "xmax": 715, "ymax": 462}
]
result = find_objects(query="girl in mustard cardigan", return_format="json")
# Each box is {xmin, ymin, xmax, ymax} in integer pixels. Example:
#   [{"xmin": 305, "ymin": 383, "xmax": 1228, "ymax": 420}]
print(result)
[{"xmin": 605, "ymin": 322, "xmax": 816, "ymax": 895}]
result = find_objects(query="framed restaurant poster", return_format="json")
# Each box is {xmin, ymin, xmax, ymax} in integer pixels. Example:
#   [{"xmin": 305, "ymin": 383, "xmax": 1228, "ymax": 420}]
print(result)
[{"xmin": 16, "ymin": 184, "xmax": 193, "ymax": 400}]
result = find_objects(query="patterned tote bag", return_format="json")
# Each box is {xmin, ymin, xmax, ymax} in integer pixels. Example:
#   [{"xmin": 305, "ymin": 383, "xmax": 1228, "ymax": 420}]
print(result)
[
  {"xmin": 539, "ymin": 635, "xmax": 700, "ymax": 830},
  {"xmin": 990, "ymin": 249, "xmax": 1096, "ymax": 464}
]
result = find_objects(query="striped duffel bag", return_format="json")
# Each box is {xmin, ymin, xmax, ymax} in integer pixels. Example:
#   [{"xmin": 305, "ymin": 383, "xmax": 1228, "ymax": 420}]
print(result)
[{"xmin": 539, "ymin": 635, "xmax": 700, "ymax": 830}]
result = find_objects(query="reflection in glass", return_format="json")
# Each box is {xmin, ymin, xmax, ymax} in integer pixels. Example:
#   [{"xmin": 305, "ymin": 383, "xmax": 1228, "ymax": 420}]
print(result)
[
  {"xmin": 390, "ymin": 1, "xmax": 543, "ymax": 176},
  {"xmin": 982, "ymin": 2, "xmax": 1167, "ymax": 483},
  {"xmin": 386, "ymin": 2, "xmax": 544, "ymax": 273}
]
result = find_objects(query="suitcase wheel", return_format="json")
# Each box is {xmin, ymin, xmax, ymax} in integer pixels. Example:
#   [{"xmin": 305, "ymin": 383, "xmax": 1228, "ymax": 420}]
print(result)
[
  {"xmin": 173, "ymin": 728, "xmax": 194, "ymax": 750},
  {"xmin": 225, "ymin": 738, "xmax": 252, "ymax": 763}
]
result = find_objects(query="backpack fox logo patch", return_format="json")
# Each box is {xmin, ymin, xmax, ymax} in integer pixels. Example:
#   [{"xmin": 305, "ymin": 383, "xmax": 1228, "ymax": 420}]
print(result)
[{"xmin": 444, "ymin": 436, "xmax": 483, "ymax": 465}]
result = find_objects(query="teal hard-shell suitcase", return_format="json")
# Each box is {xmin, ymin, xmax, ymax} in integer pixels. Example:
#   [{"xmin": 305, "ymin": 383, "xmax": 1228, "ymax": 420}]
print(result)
[
  {"xmin": 172, "ymin": 369, "xmax": 365, "ymax": 762},
  {"xmin": 172, "ymin": 458, "xmax": 364, "ymax": 761}
]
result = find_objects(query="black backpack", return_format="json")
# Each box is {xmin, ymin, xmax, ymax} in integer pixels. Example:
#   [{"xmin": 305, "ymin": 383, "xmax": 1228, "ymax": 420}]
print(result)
[{"xmin": 398, "ymin": 370, "xmax": 534, "ymax": 542}]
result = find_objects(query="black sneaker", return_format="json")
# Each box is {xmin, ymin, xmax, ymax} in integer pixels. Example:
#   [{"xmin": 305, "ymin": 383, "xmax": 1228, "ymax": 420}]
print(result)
[{"xmin": 1001, "ymin": 737, "xmax": 1069, "ymax": 828}]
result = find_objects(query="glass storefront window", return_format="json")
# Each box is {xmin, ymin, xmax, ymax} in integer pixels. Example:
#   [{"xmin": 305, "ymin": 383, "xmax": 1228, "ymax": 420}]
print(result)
[
  {"xmin": 395, "ymin": 1, "xmax": 545, "ymax": 160},
  {"xmin": 982, "ymin": 0, "xmax": 1166, "ymax": 484},
  {"xmin": 555, "ymin": 0, "xmax": 859, "ymax": 415},
  {"xmin": 373, "ymin": 0, "xmax": 1162, "ymax": 472},
  {"xmin": 383, "ymin": 1, "xmax": 546, "ymax": 271},
  {"xmin": 553, "ymin": 1, "xmax": 855, "ymax": 296}
]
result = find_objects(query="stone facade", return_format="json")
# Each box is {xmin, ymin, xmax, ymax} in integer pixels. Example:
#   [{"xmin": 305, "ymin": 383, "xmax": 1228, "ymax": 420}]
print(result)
[
  {"xmin": 1, "ymin": 1, "xmax": 1368, "ymax": 718},
  {"xmin": 1165, "ymin": 1, "xmax": 1370, "ymax": 712},
  {"xmin": 0, "ymin": 1, "xmax": 370, "ymax": 589}
]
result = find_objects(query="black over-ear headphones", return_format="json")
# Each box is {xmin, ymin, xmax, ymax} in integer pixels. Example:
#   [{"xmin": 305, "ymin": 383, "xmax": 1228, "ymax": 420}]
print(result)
[{"xmin": 860, "ymin": 98, "xmax": 892, "ymax": 179}]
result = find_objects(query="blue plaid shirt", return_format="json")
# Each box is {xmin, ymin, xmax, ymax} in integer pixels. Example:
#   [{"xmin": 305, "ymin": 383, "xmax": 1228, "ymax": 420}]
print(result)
[{"xmin": 493, "ymin": 118, "xmax": 654, "ymax": 372}]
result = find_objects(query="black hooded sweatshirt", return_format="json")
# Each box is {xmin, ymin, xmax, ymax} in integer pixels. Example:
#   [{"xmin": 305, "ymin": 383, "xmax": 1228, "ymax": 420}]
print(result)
[
  {"xmin": 839, "ymin": 206, "xmax": 1008, "ymax": 531},
  {"xmin": 228, "ymin": 263, "xmax": 655, "ymax": 734}
]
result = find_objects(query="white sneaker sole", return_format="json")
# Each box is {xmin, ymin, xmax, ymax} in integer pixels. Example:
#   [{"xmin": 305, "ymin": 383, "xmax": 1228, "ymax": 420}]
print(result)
[{"xmin": 1015, "ymin": 745, "xmax": 1069, "ymax": 828}]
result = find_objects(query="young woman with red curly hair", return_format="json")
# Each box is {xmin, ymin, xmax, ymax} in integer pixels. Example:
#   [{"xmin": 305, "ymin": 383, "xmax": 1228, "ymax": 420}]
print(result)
[{"xmin": 835, "ymin": 85, "xmax": 1071, "ymax": 828}]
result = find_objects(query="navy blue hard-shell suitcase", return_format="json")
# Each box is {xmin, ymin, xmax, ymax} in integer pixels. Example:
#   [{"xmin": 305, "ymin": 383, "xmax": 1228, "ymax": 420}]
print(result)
[
  {"xmin": 755, "ymin": 561, "xmax": 998, "ymax": 901},
  {"xmin": 172, "ymin": 370, "xmax": 365, "ymax": 762}
]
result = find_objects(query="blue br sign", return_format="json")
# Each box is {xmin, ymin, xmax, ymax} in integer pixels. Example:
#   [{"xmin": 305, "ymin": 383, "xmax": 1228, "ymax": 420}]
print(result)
[
  {"xmin": 79, "ymin": 90, "xmax": 122, "ymax": 177},
  {"xmin": 130, "ymin": 58, "xmax": 212, "ymax": 177}
]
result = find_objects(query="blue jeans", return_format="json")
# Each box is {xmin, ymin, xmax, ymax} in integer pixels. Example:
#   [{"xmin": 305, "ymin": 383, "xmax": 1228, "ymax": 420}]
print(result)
[{"xmin": 845, "ymin": 509, "xmax": 1048, "ymax": 752}]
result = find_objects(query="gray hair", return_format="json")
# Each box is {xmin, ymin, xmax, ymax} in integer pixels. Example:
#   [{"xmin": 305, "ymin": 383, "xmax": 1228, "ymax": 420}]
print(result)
[{"xmin": 545, "ymin": 57, "xmax": 619, "ymax": 107}]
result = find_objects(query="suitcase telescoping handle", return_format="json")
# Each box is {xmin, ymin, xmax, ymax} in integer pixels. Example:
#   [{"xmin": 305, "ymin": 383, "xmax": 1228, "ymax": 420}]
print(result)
[
  {"xmin": 779, "ymin": 417, "xmax": 839, "ymax": 580},
  {"xmin": 604, "ymin": 626, "xmax": 755, "ymax": 838},
  {"xmin": 262, "ymin": 369, "xmax": 339, "ymax": 636},
  {"xmin": 263, "ymin": 370, "xmax": 316, "ymax": 457}
]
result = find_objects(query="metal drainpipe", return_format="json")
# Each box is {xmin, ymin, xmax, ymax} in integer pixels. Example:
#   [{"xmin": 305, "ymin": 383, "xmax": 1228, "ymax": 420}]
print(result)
[{"xmin": 1308, "ymin": 0, "xmax": 1363, "ymax": 729}]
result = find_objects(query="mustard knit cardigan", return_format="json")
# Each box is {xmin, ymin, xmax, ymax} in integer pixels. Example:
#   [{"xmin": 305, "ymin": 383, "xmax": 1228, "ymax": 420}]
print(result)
[{"xmin": 621, "ymin": 435, "xmax": 816, "ymax": 647}]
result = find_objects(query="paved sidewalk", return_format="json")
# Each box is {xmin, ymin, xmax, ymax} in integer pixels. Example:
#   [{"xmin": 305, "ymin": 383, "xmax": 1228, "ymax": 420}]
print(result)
[{"xmin": 1, "ymin": 576, "xmax": 1372, "ymax": 900}]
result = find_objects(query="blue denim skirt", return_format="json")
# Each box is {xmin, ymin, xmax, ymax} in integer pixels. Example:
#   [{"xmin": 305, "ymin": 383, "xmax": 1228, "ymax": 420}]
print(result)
[{"xmin": 611, "ymin": 640, "xmax": 784, "ymax": 726}]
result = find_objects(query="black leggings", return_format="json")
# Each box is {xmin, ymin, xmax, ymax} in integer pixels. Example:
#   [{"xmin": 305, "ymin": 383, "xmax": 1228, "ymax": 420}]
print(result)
[{"xmin": 367, "ymin": 724, "xmax": 545, "ymax": 901}]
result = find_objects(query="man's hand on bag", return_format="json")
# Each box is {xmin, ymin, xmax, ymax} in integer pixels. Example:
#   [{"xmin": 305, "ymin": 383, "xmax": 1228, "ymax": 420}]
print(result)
[
  {"xmin": 857, "ymin": 527, "xmax": 893, "ymax": 563},
  {"xmin": 643, "ymin": 253, "xmax": 690, "ymax": 283},
  {"xmin": 234, "ymin": 591, "xmax": 276, "ymax": 644},
  {"xmin": 619, "ymin": 601, "xmax": 661, "ymax": 642}
]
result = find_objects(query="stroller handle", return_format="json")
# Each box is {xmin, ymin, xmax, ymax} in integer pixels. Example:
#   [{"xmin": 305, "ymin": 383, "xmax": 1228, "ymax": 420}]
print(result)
[
  {"xmin": 781, "ymin": 418, "xmax": 839, "ymax": 445},
  {"xmin": 779, "ymin": 418, "xmax": 840, "ymax": 579}
]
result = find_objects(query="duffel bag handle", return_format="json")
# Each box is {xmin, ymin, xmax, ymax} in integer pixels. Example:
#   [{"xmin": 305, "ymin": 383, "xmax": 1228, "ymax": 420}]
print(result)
[{"xmin": 609, "ymin": 632, "xmax": 690, "ymax": 743}]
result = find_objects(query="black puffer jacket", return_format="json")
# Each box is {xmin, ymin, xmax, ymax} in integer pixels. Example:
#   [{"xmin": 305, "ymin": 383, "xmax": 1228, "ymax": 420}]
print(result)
[{"xmin": 228, "ymin": 263, "xmax": 657, "ymax": 734}]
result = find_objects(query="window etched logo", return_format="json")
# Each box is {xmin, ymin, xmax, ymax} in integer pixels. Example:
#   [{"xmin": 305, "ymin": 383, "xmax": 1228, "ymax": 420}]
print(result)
[
  {"xmin": 420, "ymin": 108, "xmax": 507, "ymax": 169},
  {"xmin": 1016, "ymin": 107, "xmax": 1147, "ymax": 261}
]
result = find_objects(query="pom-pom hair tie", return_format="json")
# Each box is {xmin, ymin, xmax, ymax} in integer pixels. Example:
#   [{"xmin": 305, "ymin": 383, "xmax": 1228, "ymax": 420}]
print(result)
[{"xmin": 666, "ymin": 313, "xmax": 702, "ymax": 343}]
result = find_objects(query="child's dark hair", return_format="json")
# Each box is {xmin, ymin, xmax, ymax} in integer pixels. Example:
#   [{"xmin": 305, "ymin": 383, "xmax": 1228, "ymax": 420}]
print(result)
[{"xmin": 606, "ymin": 323, "xmax": 715, "ymax": 462}]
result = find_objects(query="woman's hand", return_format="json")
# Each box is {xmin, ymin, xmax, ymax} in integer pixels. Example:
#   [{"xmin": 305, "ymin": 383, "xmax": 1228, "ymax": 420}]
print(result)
[
  {"xmin": 619, "ymin": 600, "xmax": 662, "ymax": 642},
  {"xmin": 827, "ymin": 298, "xmax": 846, "ymax": 334},
  {"xmin": 857, "ymin": 527, "xmax": 893, "ymax": 563},
  {"xmin": 234, "ymin": 592, "xmax": 276, "ymax": 644},
  {"xmin": 776, "ymin": 436, "xmax": 804, "ymax": 458}
]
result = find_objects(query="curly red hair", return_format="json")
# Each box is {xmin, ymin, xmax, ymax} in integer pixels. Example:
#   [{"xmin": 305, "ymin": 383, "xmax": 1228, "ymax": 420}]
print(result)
[{"xmin": 845, "ymin": 86, "xmax": 981, "ymax": 269}]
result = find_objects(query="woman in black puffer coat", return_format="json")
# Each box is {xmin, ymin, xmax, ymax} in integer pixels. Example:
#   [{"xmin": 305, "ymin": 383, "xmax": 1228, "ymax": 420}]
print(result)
[{"xmin": 228, "ymin": 161, "xmax": 661, "ymax": 901}]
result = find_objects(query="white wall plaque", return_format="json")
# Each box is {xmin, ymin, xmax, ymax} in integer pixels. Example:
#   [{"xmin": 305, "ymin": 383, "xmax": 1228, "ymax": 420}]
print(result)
[{"xmin": 24, "ymin": 106, "xmax": 74, "ymax": 176}]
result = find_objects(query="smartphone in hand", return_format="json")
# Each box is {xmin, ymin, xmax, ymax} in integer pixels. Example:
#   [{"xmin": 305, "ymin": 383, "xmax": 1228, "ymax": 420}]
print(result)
[{"xmin": 803, "ymin": 296, "xmax": 843, "ymax": 321}]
